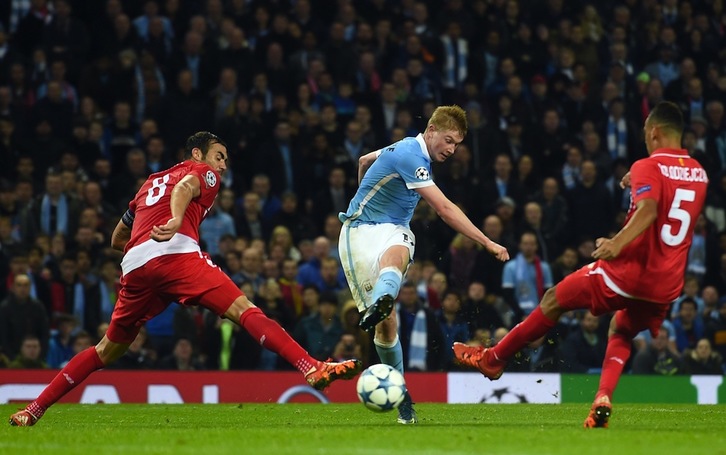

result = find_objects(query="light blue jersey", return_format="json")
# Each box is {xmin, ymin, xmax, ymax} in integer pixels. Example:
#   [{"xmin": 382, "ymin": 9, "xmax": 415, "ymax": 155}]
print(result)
[{"xmin": 339, "ymin": 134, "xmax": 434, "ymax": 227}]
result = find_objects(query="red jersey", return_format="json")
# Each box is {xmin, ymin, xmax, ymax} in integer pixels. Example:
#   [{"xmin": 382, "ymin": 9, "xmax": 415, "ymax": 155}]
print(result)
[
  {"xmin": 600, "ymin": 148, "xmax": 708, "ymax": 303},
  {"xmin": 120, "ymin": 160, "xmax": 220, "ymax": 276}
]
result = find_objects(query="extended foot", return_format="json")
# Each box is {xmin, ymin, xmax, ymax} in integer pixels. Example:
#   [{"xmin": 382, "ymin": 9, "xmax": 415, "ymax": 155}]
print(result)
[
  {"xmin": 397, "ymin": 392, "xmax": 417, "ymax": 424},
  {"xmin": 359, "ymin": 294, "xmax": 395, "ymax": 332},
  {"xmin": 9, "ymin": 409, "xmax": 39, "ymax": 427},
  {"xmin": 583, "ymin": 395, "xmax": 612, "ymax": 429},
  {"xmin": 452, "ymin": 343, "xmax": 505, "ymax": 380},
  {"xmin": 305, "ymin": 358, "xmax": 363, "ymax": 391}
]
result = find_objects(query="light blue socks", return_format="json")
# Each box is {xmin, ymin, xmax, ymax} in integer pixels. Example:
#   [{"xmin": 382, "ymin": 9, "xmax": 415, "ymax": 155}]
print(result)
[
  {"xmin": 374, "ymin": 335, "xmax": 404, "ymax": 376},
  {"xmin": 371, "ymin": 267, "xmax": 402, "ymax": 304}
]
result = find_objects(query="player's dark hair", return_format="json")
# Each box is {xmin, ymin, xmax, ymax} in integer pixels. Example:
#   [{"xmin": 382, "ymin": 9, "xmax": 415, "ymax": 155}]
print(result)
[
  {"xmin": 184, "ymin": 131, "xmax": 227, "ymax": 158},
  {"xmin": 647, "ymin": 101, "xmax": 684, "ymax": 137}
]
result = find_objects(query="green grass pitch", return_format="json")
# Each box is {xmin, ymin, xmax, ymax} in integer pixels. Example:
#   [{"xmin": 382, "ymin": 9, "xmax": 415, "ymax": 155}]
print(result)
[{"xmin": 2, "ymin": 403, "xmax": 725, "ymax": 455}]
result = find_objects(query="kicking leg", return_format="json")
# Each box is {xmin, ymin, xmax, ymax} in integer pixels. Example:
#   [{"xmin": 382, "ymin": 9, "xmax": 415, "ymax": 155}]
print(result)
[
  {"xmin": 360, "ymin": 245, "xmax": 408, "ymax": 332},
  {"xmin": 10, "ymin": 335, "xmax": 129, "ymax": 426},
  {"xmin": 229, "ymin": 296, "xmax": 361, "ymax": 390},
  {"xmin": 454, "ymin": 287, "xmax": 566, "ymax": 379}
]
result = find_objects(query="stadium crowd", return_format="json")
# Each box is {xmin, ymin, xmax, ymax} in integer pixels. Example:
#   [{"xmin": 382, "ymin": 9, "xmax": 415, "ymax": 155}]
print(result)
[{"xmin": 0, "ymin": 0, "xmax": 725, "ymax": 376}]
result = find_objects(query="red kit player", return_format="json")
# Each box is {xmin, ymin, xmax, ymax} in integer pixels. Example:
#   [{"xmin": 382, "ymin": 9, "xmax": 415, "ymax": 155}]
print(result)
[
  {"xmin": 454, "ymin": 102, "xmax": 708, "ymax": 428},
  {"xmin": 10, "ymin": 132, "xmax": 361, "ymax": 427}
]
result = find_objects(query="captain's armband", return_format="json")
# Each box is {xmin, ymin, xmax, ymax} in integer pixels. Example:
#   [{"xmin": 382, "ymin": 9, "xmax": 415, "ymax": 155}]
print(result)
[{"xmin": 121, "ymin": 209, "xmax": 135, "ymax": 228}]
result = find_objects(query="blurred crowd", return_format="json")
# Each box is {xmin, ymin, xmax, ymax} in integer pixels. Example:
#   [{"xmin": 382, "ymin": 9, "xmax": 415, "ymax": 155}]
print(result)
[{"xmin": 1, "ymin": 0, "xmax": 725, "ymax": 376}]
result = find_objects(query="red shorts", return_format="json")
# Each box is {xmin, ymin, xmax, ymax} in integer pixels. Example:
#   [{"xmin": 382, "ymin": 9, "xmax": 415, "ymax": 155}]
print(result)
[
  {"xmin": 555, "ymin": 263, "xmax": 670, "ymax": 338},
  {"xmin": 107, "ymin": 252, "xmax": 243, "ymax": 344}
]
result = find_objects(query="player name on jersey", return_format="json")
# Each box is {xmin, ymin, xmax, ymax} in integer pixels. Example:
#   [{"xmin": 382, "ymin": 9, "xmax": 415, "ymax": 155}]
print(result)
[{"xmin": 656, "ymin": 164, "xmax": 709, "ymax": 183}]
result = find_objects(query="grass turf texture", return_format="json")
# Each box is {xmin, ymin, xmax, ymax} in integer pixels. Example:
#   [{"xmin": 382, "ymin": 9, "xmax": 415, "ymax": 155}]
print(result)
[{"xmin": 2, "ymin": 403, "xmax": 725, "ymax": 455}]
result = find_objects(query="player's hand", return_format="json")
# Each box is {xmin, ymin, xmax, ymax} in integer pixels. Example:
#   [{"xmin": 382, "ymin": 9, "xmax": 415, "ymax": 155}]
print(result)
[
  {"xmin": 592, "ymin": 237, "xmax": 621, "ymax": 260},
  {"xmin": 486, "ymin": 241, "xmax": 510, "ymax": 262},
  {"xmin": 150, "ymin": 217, "xmax": 181, "ymax": 242},
  {"xmin": 620, "ymin": 171, "xmax": 631, "ymax": 189}
]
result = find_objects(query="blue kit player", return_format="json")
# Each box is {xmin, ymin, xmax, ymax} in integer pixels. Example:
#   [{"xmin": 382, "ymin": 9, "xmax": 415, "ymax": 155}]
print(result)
[{"xmin": 339, "ymin": 105, "xmax": 510, "ymax": 424}]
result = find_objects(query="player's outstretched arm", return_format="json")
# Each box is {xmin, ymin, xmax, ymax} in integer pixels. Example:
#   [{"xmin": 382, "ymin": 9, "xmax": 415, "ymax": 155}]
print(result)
[
  {"xmin": 150, "ymin": 174, "xmax": 201, "ymax": 242},
  {"xmin": 592, "ymin": 198, "xmax": 657, "ymax": 260},
  {"xmin": 358, "ymin": 150, "xmax": 379, "ymax": 184},
  {"xmin": 416, "ymin": 185, "xmax": 509, "ymax": 261}
]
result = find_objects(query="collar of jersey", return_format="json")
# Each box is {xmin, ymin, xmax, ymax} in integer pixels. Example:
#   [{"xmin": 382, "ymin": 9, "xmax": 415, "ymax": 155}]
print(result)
[
  {"xmin": 651, "ymin": 148, "xmax": 689, "ymax": 159},
  {"xmin": 415, "ymin": 133, "xmax": 430, "ymax": 162}
]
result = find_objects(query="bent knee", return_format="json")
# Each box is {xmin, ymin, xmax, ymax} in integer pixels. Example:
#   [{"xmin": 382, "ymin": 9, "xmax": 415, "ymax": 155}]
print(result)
[
  {"xmin": 95, "ymin": 336, "xmax": 129, "ymax": 365},
  {"xmin": 223, "ymin": 295, "xmax": 256, "ymax": 321},
  {"xmin": 539, "ymin": 287, "xmax": 564, "ymax": 318}
]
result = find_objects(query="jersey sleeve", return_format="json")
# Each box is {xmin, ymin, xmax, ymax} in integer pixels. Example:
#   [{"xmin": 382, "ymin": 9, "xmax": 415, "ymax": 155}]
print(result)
[
  {"xmin": 394, "ymin": 143, "xmax": 434, "ymax": 190},
  {"xmin": 190, "ymin": 163, "xmax": 221, "ymax": 206},
  {"xmin": 630, "ymin": 159, "xmax": 662, "ymax": 205}
]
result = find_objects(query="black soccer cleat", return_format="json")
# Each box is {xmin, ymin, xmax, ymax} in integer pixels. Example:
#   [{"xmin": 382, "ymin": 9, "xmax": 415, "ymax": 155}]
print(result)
[{"xmin": 359, "ymin": 294, "xmax": 395, "ymax": 332}]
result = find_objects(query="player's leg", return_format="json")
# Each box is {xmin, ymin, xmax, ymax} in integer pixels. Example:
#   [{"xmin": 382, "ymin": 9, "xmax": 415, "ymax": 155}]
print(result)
[
  {"xmin": 9, "ymin": 334, "xmax": 132, "ymax": 427},
  {"xmin": 10, "ymin": 271, "xmax": 161, "ymax": 427},
  {"xmin": 374, "ymin": 311, "xmax": 417, "ymax": 424},
  {"xmin": 454, "ymin": 287, "xmax": 565, "ymax": 379},
  {"xmin": 360, "ymin": 245, "xmax": 409, "ymax": 331},
  {"xmin": 584, "ymin": 302, "xmax": 668, "ymax": 428},
  {"xmin": 453, "ymin": 264, "xmax": 603, "ymax": 379},
  {"xmin": 222, "ymin": 294, "xmax": 361, "ymax": 389}
]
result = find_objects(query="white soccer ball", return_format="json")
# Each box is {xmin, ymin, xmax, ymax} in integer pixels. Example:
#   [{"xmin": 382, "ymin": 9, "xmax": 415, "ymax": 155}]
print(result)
[{"xmin": 356, "ymin": 364, "xmax": 407, "ymax": 412}]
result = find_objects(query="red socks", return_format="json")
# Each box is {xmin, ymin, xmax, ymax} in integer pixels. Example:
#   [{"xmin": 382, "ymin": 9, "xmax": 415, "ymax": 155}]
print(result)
[
  {"xmin": 33, "ymin": 346, "xmax": 106, "ymax": 414},
  {"xmin": 595, "ymin": 332, "xmax": 632, "ymax": 400},
  {"xmin": 239, "ymin": 307, "xmax": 316, "ymax": 373},
  {"xmin": 492, "ymin": 306, "xmax": 557, "ymax": 361}
]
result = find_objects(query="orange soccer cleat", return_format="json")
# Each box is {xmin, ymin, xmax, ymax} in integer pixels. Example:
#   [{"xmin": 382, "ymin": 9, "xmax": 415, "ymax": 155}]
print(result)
[
  {"xmin": 305, "ymin": 358, "xmax": 363, "ymax": 390},
  {"xmin": 583, "ymin": 395, "xmax": 612, "ymax": 429},
  {"xmin": 9, "ymin": 409, "xmax": 39, "ymax": 427},
  {"xmin": 452, "ymin": 343, "xmax": 506, "ymax": 380}
]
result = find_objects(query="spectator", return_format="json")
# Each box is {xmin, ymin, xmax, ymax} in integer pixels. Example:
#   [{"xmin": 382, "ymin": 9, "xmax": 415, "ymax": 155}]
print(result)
[
  {"xmin": 8, "ymin": 335, "xmax": 48, "ymax": 369},
  {"xmin": 501, "ymin": 231, "xmax": 554, "ymax": 322},
  {"xmin": 632, "ymin": 326, "xmax": 682, "ymax": 375},
  {"xmin": 680, "ymin": 338, "xmax": 723, "ymax": 375},
  {"xmin": 396, "ymin": 282, "xmax": 445, "ymax": 371},
  {"xmin": 436, "ymin": 290, "xmax": 470, "ymax": 369},
  {"xmin": 566, "ymin": 160, "xmax": 614, "ymax": 240},
  {"xmin": 20, "ymin": 170, "xmax": 82, "ymax": 245},
  {"xmin": 559, "ymin": 312, "xmax": 608, "ymax": 373},
  {"xmin": 293, "ymin": 291, "xmax": 343, "ymax": 361},
  {"xmin": 157, "ymin": 337, "xmax": 204, "ymax": 371},
  {"xmin": 200, "ymin": 203, "xmax": 236, "ymax": 257},
  {"xmin": 0, "ymin": 274, "xmax": 50, "ymax": 359},
  {"xmin": 46, "ymin": 314, "xmax": 78, "ymax": 368}
]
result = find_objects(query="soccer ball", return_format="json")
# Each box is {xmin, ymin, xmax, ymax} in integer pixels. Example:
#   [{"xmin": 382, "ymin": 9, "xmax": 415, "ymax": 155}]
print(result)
[{"xmin": 356, "ymin": 364, "xmax": 407, "ymax": 412}]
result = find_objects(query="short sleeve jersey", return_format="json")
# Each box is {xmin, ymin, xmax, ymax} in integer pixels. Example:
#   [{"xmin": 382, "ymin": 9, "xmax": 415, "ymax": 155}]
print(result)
[
  {"xmin": 600, "ymin": 149, "xmax": 708, "ymax": 303},
  {"xmin": 339, "ymin": 134, "xmax": 434, "ymax": 227},
  {"xmin": 126, "ymin": 161, "xmax": 220, "ymax": 251}
]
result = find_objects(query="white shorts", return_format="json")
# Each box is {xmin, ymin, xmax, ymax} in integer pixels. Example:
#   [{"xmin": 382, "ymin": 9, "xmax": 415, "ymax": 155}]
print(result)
[{"xmin": 338, "ymin": 221, "xmax": 415, "ymax": 311}]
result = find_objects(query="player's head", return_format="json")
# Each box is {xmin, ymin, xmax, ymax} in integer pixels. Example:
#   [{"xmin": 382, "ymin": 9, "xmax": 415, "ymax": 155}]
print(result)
[
  {"xmin": 424, "ymin": 105, "xmax": 467, "ymax": 162},
  {"xmin": 644, "ymin": 101, "xmax": 684, "ymax": 154},
  {"xmin": 185, "ymin": 131, "xmax": 228, "ymax": 173}
]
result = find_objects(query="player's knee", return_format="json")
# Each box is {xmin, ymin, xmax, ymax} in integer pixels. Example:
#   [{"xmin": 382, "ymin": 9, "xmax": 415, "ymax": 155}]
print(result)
[
  {"xmin": 540, "ymin": 287, "xmax": 564, "ymax": 319},
  {"xmin": 224, "ymin": 295, "xmax": 255, "ymax": 322},
  {"xmin": 95, "ymin": 336, "xmax": 129, "ymax": 365}
]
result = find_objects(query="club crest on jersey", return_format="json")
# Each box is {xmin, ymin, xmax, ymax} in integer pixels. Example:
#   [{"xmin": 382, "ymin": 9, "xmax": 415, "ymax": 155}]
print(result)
[
  {"xmin": 415, "ymin": 167, "xmax": 430, "ymax": 180},
  {"xmin": 205, "ymin": 170, "xmax": 217, "ymax": 188}
]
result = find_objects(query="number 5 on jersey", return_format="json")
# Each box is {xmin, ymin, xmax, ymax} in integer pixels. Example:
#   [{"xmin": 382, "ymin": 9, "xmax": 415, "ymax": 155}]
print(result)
[
  {"xmin": 661, "ymin": 188, "xmax": 695, "ymax": 246},
  {"xmin": 146, "ymin": 174, "xmax": 170, "ymax": 206}
]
